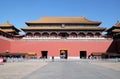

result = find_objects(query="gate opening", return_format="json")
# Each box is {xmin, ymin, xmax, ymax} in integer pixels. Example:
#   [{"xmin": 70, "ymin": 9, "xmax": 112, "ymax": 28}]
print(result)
[
  {"xmin": 80, "ymin": 51, "xmax": 87, "ymax": 58},
  {"xmin": 41, "ymin": 51, "xmax": 48, "ymax": 59},
  {"xmin": 60, "ymin": 50, "xmax": 68, "ymax": 59}
]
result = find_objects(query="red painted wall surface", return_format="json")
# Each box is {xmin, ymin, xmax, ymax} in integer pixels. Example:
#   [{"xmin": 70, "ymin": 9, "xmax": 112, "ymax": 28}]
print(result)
[
  {"xmin": 0, "ymin": 38, "xmax": 10, "ymax": 52},
  {"xmin": 10, "ymin": 40, "xmax": 113, "ymax": 57}
]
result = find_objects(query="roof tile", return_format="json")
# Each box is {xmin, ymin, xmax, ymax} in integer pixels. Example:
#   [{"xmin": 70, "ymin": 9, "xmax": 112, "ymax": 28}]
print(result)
[{"xmin": 26, "ymin": 16, "xmax": 101, "ymax": 24}]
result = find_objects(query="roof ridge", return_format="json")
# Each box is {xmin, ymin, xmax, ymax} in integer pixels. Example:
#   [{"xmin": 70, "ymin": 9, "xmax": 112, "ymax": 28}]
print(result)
[
  {"xmin": 114, "ymin": 21, "xmax": 120, "ymax": 27},
  {"xmin": 26, "ymin": 16, "xmax": 101, "ymax": 25},
  {"xmin": 42, "ymin": 16, "xmax": 85, "ymax": 18},
  {"xmin": 0, "ymin": 21, "xmax": 13, "ymax": 26}
]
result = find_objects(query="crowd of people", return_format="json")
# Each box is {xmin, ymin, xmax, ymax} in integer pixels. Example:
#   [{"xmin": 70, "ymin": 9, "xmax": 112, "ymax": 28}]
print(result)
[{"xmin": 0, "ymin": 56, "xmax": 24, "ymax": 63}]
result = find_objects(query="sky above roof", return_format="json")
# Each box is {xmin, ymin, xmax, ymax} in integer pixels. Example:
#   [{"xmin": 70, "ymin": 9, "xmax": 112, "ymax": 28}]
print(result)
[{"xmin": 0, "ymin": 0, "xmax": 120, "ymax": 34}]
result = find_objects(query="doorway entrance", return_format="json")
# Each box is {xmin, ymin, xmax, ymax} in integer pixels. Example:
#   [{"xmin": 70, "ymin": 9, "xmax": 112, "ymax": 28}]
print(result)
[
  {"xmin": 80, "ymin": 51, "xmax": 87, "ymax": 58},
  {"xmin": 41, "ymin": 51, "xmax": 48, "ymax": 59},
  {"xmin": 60, "ymin": 50, "xmax": 68, "ymax": 59}
]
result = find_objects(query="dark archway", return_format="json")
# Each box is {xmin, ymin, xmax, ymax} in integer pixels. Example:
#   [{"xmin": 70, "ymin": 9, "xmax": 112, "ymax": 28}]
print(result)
[
  {"xmin": 80, "ymin": 51, "xmax": 87, "ymax": 58},
  {"xmin": 70, "ymin": 32, "xmax": 77, "ymax": 37},
  {"xmin": 41, "ymin": 51, "xmax": 48, "ymax": 59},
  {"xmin": 26, "ymin": 32, "xmax": 33, "ymax": 37},
  {"xmin": 60, "ymin": 50, "xmax": 68, "ymax": 59},
  {"xmin": 34, "ymin": 32, "xmax": 41, "ymax": 37},
  {"xmin": 42, "ymin": 32, "xmax": 49, "ymax": 37},
  {"xmin": 95, "ymin": 32, "xmax": 101, "ymax": 37},
  {"xmin": 58, "ymin": 32, "xmax": 69, "ymax": 39},
  {"xmin": 87, "ymin": 33, "xmax": 94, "ymax": 37},
  {"xmin": 50, "ymin": 32, "xmax": 57, "ymax": 37},
  {"xmin": 78, "ymin": 33, "xmax": 85, "ymax": 37}
]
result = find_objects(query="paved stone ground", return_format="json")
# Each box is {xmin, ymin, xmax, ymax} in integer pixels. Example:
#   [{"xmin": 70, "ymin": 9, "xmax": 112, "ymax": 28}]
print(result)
[
  {"xmin": 22, "ymin": 61, "xmax": 120, "ymax": 79},
  {"xmin": 0, "ymin": 62, "xmax": 47, "ymax": 79},
  {"xmin": 91, "ymin": 62, "xmax": 120, "ymax": 71}
]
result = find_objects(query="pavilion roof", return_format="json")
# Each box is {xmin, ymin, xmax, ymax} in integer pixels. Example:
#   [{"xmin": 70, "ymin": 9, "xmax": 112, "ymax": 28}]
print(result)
[
  {"xmin": 0, "ymin": 21, "xmax": 20, "ymax": 32},
  {"xmin": 0, "ymin": 28, "xmax": 7, "ymax": 33},
  {"xmin": 113, "ymin": 21, "xmax": 120, "ymax": 27},
  {"xmin": 112, "ymin": 29, "xmax": 120, "ymax": 33},
  {"xmin": 2, "ymin": 29, "xmax": 16, "ymax": 33},
  {"xmin": 107, "ymin": 21, "xmax": 120, "ymax": 32},
  {"xmin": 26, "ymin": 16, "xmax": 101, "ymax": 25},
  {"xmin": 0, "ymin": 21, "xmax": 13, "ymax": 27},
  {"xmin": 0, "ymin": 29, "xmax": 19, "ymax": 35},
  {"xmin": 0, "ymin": 28, "xmax": 3, "ymax": 32},
  {"xmin": 0, "ymin": 28, "xmax": 13, "ymax": 36},
  {"xmin": 21, "ymin": 26, "xmax": 106, "ymax": 31},
  {"xmin": 0, "ymin": 28, "xmax": 6, "ymax": 34}
]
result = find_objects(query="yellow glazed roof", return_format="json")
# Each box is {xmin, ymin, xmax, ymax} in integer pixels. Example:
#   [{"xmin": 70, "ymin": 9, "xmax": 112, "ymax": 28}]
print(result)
[
  {"xmin": 114, "ymin": 21, "xmax": 120, "ymax": 27},
  {"xmin": 26, "ymin": 16, "xmax": 101, "ymax": 24},
  {"xmin": 0, "ymin": 21, "xmax": 13, "ymax": 27}
]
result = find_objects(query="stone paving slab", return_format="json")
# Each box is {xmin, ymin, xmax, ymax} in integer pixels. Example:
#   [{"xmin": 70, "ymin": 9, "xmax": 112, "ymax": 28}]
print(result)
[
  {"xmin": 91, "ymin": 62, "xmax": 120, "ymax": 71},
  {"xmin": 22, "ymin": 61, "xmax": 120, "ymax": 79},
  {"xmin": 0, "ymin": 59, "xmax": 120, "ymax": 79},
  {"xmin": 0, "ymin": 62, "xmax": 47, "ymax": 79}
]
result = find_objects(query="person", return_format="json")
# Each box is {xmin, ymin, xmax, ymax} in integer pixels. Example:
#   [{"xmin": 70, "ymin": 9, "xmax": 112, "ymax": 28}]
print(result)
[
  {"xmin": 3, "ymin": 57, "xmax": 7, "ymax": 62},
  {"xmin": 0, "ymin": 57, "xmax": 4, "ymax": 65},
  {"xmin": 52, "ymin": 56, "xmax": 54, "ymax": 62}
]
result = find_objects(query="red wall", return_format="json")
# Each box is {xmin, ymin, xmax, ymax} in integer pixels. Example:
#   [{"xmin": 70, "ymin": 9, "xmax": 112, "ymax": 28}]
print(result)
[
  {"xmin": 10, "ymin": 40, "xmax": 113, "ymax": 57},
  {"xmin": 0, "ymin": 38, "xmax": 10, "ymax": 52}
]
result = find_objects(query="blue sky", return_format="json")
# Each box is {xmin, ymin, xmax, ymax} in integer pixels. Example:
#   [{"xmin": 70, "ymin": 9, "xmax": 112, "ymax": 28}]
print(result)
[{"xmin": 0, "ymin": 0, "xmax": 120, "ymax": 34}]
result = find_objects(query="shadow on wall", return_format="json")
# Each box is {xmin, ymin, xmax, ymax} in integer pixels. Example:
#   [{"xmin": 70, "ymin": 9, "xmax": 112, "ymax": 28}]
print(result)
[
  {"xmin": 106, "ymin": 40, "xmax": 118, "ymax": 53},
  {"xmin": 116, "ymin": 39, "xmax": 120, "ymax": 53}
]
